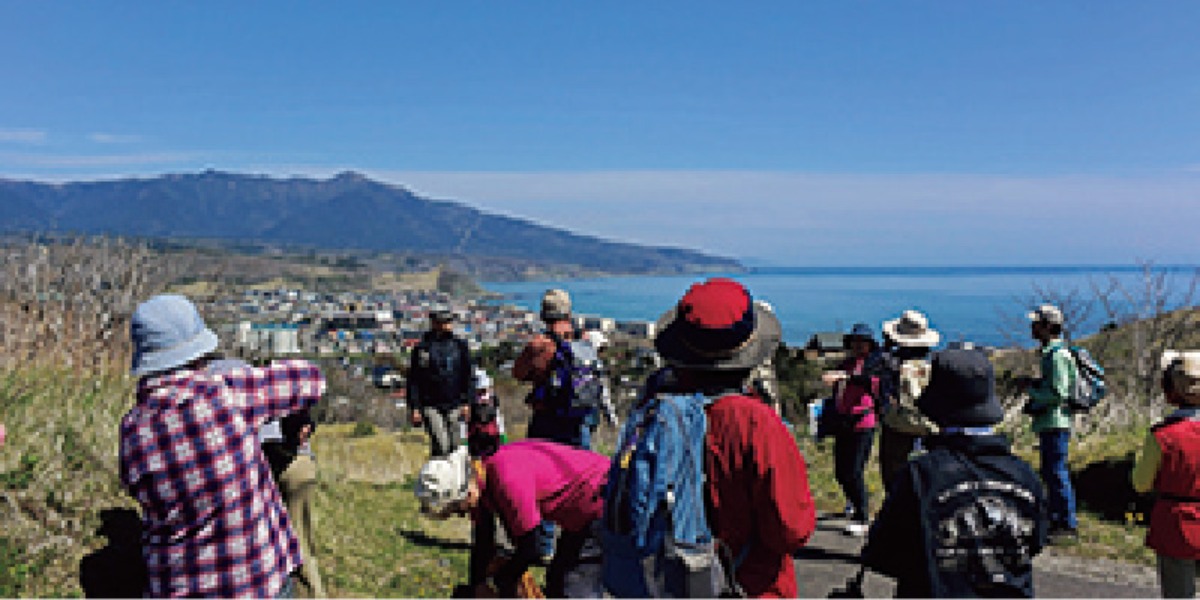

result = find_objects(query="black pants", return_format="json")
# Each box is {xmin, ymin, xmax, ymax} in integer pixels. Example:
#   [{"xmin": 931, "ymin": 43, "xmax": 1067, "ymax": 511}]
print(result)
[
  {"xmin": 545, "ymin": 528, "xmax": 592, "ymax": 598},
  {"xmin": 879, "ymin": 426, "xmax": 920, "ymax": 494},
  {"xmin": 834, "ymin": 429, "xmax": 875, "ymax": 522}
]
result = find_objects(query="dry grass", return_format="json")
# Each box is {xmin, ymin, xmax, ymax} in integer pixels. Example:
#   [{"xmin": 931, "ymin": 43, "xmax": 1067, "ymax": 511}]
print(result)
[
  {"xmin": 315, "ymin": 425, "xmax": 429, "ymax": 485},
  {"xmin": 0, "ymin": 366, "xmax": 139, "ymax": 596},
  {"xmin": 310, "ymin": 424, "xmax": 474, "ymax": 597}
]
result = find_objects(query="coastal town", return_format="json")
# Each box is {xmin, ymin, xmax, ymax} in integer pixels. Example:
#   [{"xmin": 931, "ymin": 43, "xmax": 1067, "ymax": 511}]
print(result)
[
  {"xmin": 210, "ymin": 286, "xmax": 664, "ymax": 401},
  {"xmin": 217, "ymin": 287, "xmax": 660, "ymax": 359}
]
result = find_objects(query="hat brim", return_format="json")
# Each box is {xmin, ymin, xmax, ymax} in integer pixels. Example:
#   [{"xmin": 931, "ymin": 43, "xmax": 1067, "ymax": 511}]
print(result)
[
  {"xmin": 131, "ymin": 328, "xmax": 219, "ymax": 376},
  {"xmin": 1027, "ymin": 311, "xmax": 1063, "ymax": 325},
  {"xmin": 916, "ymin": 380, "xmax": 1004, "ymax": 427},
  {"xmin": 654, "ymin": 302, "xmax": 781, "ymax": 371},
  {"xmin": 882, "ymin": 319, "xmax": 941, "ymax": 348}
]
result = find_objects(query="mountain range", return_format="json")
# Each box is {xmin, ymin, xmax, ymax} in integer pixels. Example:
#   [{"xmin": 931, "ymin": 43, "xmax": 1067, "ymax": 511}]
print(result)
[{"xmin": 0, "ymin": 170, "xmax": 741, "ymax": 276}]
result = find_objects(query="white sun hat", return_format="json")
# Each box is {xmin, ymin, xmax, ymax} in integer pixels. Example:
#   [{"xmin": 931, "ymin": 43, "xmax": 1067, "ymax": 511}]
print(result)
[
  {"xmin": 882, "ymin": 309, "xmax": 941, "ymax": 348},
  {"xmin": 414, "ymin": 447, "xmax": 471, "ymax": 519}
]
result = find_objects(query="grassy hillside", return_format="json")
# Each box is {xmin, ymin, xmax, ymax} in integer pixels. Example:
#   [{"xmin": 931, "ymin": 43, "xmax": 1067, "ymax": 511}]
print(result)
[
  {"xmin": 1, "ymin": 361, "xmax": 1167, "ymax": 598},
  {"xmin": 7, "ymin": 312, "xmax": 1199, "ymax": 595},
  {"xmin": 0, "ymin": 365, "xmax": 478, "ymax": 597}
]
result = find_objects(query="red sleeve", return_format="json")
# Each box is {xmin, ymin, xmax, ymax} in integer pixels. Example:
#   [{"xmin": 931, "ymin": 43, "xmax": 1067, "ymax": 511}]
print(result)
[{"xmin": 750, "ymin": 410, "xmax": 817, "ymax": 555}]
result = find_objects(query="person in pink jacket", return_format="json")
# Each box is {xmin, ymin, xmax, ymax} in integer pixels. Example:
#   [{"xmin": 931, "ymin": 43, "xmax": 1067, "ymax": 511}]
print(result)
[{"xmin": 823, "ymin": 322, "xmax": 884, "ymax": 536}]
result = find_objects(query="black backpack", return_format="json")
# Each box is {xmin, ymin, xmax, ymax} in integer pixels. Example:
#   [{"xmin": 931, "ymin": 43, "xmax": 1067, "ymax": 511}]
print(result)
[
  {"xmin": 913, "ymin": 452, "xmax": 1042, "ymax": 598},
  {"xmin": 533, "ymin": 337, "xmax": 606, "ymax": 418}
]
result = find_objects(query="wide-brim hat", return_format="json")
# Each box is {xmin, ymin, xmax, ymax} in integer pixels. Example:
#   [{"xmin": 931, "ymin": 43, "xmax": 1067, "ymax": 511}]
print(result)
[
  {"xmin": 654, "ymin": 278, "xmax": 781, "ymax": 371},
  {"xmin": 414, "ymin": 447, "xmax": 471, "ymax": 519},
  {"xmin": 917, "ymin": 348, "xmax": 1004, "ymax": 427},
  {"xmin": 130, "ymin": 294, "xmax": 219, "ymax": 376},
  {"xmin": 883, "ymin": 309, "xmax": 941, "ymax": 348}
]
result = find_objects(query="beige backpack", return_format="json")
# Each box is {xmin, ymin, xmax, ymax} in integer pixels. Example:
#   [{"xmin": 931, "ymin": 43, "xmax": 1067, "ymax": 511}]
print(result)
[{"xmin": 881, "ymin": 358, "xmax": 938, "ymax": 435}]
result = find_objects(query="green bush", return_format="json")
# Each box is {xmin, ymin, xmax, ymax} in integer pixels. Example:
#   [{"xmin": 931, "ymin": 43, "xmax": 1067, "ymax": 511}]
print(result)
[
  {"xmin": 352, "ymin": 421, "xmax": 377, "ymax": 438},
  {"xmin": 0, "ymin": 452, "xmax": 40, "ymax": 490},
  {"xmin": 0, "ymin": 536, "xmax": 28, "ymax": 596}
]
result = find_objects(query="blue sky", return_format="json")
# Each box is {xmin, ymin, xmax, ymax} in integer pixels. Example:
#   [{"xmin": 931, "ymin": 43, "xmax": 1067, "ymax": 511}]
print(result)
[{"xmin": 2, "ymin": 2, "xmax": 1199, "ymax": 265}]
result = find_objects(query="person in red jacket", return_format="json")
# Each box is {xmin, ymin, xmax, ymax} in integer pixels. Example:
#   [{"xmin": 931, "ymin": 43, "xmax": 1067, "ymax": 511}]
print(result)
[
  {"xmin": 652, "ymin": 277, "xmax": 817, "ymax": 598},
  {"xmin": 1132, "ymin": 350, "xmax": 1200, "ymax": 598}
]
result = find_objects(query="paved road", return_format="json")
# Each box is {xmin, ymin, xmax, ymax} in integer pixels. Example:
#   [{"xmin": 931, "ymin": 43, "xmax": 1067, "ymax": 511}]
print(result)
[{"xmin": 795, "ymin": 517, "xmax": 1160, "ymax": 598}]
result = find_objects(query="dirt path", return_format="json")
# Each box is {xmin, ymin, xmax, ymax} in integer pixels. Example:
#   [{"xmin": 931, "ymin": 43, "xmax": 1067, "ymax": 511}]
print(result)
[{"xmin": 795, "ymin": 518, "xmax": 1160, "ymax": 598}]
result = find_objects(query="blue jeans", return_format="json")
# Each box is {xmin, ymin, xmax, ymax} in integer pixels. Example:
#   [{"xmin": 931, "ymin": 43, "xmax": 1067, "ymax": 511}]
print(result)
[
  {"xmin": 579, "ymin": 411, "xmax": 600, "ymax": 451},
  {"xmin": 1039, "ymin": 429, "xmax": 1077, "ymax": 530}
]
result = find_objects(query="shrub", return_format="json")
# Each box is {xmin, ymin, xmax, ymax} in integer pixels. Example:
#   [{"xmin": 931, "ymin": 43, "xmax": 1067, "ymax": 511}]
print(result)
[{"xmin": 352, "ymin": 421, "xmax": 377, "ymax": 438}]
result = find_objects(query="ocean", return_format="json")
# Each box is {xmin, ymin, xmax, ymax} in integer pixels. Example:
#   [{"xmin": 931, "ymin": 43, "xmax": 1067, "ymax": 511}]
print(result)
[{"xmin": 482, "ymin": 265, "xmax": 1198, "ymax": 349}]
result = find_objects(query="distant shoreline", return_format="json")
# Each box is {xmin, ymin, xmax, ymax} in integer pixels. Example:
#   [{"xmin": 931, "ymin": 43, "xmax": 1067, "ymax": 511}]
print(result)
[
  {"xmin": 482, "ymin": 264, "xmax": 1200, "ymax": 348},
  {"xmin": 747, "ymin": 264, "xmax": 1200, "ymax": 277},
  {"xmin": 482, "ymin": 263, "xmax": 1200, "ymax": 285}
]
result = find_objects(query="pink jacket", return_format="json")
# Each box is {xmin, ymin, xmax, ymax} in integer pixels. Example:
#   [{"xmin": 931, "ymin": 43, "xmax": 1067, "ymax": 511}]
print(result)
[{"xmin": 835, "ymin": 356, "xmax": 878, "ymax": 431}]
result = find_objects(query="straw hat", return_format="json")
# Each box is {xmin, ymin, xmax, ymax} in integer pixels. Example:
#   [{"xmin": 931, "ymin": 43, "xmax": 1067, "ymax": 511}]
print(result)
[{"xmin": 883, "ymin": 309, "xmax": 941, "ymax": 348}]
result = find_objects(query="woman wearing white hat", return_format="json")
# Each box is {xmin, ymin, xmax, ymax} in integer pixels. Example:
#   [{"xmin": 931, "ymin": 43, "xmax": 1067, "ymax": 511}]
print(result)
[{"xmin": 878, "ymin": 309, "xmax": 941, "ymax": 492}]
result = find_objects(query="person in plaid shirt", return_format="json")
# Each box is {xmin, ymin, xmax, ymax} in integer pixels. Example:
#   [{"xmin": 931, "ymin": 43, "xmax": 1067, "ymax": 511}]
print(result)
[{"xmin": 120, "ymin": 295, "xmax": 327, "ymax": 598}]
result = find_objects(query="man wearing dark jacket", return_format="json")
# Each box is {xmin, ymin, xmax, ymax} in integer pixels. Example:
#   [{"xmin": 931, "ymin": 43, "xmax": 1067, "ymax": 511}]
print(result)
[
  {"xmin": 862, "ymin": 347, "xmax": 1048, "ymax": 598},
  {"xmin": 408, "ymin": 308, "xmax": 475, "ymax": 458}
]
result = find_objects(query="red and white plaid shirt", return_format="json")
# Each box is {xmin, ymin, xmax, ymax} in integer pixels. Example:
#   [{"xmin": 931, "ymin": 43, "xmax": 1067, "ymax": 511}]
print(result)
[{"xmin": 120, "ymin": 360, "xmax": 326, "ymax": 598}]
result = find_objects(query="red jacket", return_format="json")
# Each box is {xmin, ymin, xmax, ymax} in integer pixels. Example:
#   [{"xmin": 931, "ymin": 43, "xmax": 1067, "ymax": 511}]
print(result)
[
  {"xmin": 705, "ymin": 394, "xmax": 816, "ymax": 598},
  {"xmin": 1147, "ymin": 418, "xmax": 1200, "ymax": 559}
]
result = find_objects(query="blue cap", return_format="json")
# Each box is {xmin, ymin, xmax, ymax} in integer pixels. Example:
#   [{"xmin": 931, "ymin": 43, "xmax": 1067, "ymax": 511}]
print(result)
[{"xmin": 130, "ymin": 294, "xmax": 219, "ymax": 376}]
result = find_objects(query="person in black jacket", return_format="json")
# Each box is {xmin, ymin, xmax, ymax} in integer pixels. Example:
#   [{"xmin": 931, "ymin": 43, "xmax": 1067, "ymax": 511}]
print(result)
[
  {"xmin": 408, "ymin": 308, "xmax": 475, "ymax": 458},
  {"xmin": 862, "ymin": 347, "xmax": 1048, "ymax": 598}
]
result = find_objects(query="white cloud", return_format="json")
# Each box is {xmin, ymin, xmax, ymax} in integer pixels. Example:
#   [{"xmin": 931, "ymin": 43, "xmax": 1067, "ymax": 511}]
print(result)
[
  {"xmin": 355, "ymin": 169, "xmax": 1200, "ymax": 265},
  {"xmin": 0, "ymin": 128, "xmax": 48, "ymax": 144},
  {"xmin": 88, "ymin": 133, "xmax": 144, "ymax": 144},
  {"xmin": 0, "ymin": 151, "xmax": 198, "ymax": 168}
]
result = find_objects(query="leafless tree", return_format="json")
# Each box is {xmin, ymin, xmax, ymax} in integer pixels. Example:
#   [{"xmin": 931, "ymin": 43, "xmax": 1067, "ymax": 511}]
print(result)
[{"xmin": 1091, "ymin": 261, "xmax": 1200, "ymax": 405}]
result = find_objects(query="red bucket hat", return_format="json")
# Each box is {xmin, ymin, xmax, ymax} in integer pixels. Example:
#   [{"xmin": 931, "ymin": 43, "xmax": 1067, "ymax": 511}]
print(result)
[{"xmin": 654, "ymin": 278, "xmax": 781, "ymax": 371}]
